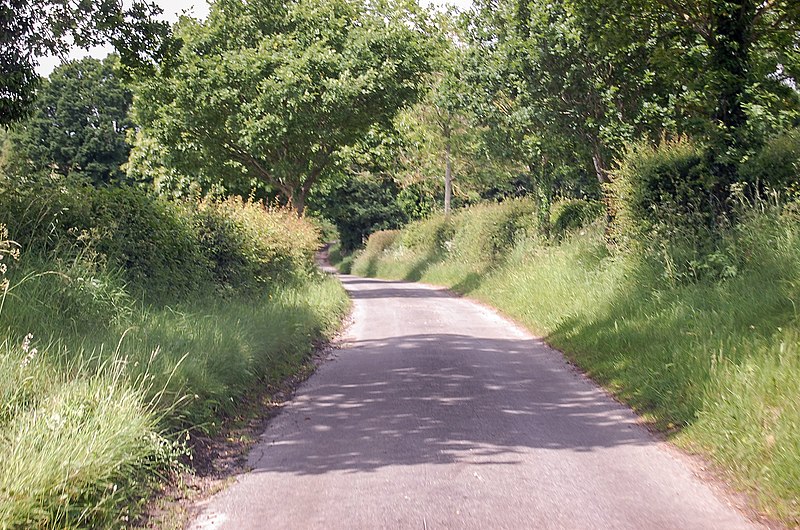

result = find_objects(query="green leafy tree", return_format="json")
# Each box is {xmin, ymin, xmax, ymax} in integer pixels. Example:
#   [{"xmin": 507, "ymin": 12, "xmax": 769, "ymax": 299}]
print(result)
[
  {"xmin": 576, "ymin": 0, "xmax": 800, "ymax": 183},
  {"xmin": 464, "ymin": 0, "xmax": 671, "ymax": 188},
  {"xmin": 312, "ymin": 172, "xmax": 407, "ymax": 251},
  {"xmin": 131, "ymin": 0, "xmax": 433, "ymax": 215},
  {"xmin": 0, "ymin": 0, "xmax": 171, "ymax": 124},
  {"xmin": 10, "ymin": 56, "xmax": 133, "ymax": 184},
  {"xmin": 396, "ymin": 12, "xmax": 522, "ymax": 214}
]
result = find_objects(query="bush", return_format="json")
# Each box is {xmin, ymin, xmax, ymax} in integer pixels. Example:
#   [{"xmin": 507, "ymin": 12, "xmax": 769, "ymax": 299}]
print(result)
[
  {"xmin": 549, "ymin": 198, "xmax": 603, "ymax": 238},
  {"xmin": 0, "ymin": 182, "xmax": 211, "ymax": 301},
  {"xmin": 0, "ymin": 183, "xmax": 323, "ymax": 300},
  {"xmin": 607, "ymin": 137, "xmax": 716, "ymax": 246},
  {"xmin": 199, "ymin": 197, "xmax": 319, "ymax": 285},
  {"xmin": 90, "ymin": 187, "xmax": 212, "ymax": 301},
  {"xmin": 364, "ymin": 230, "xmax": 401, "ymax": 255},
  {"xmin": 449, "ymin": 199, "xmax": 539, "ymax": 263},
  {"xmin": 740, "ymin": 128, "xmax": 800, "ymax": 192},
  {"xmin": 399, "ymin": 214, "xmax": 455, "ymax": 255}
]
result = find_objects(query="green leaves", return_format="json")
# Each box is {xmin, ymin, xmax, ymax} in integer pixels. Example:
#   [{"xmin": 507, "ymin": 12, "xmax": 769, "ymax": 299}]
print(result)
[
  {"xmin": 10, "ymin": 56, "xmax": 134, "ymax": 185},
  {"xmin": 0, "ymin": 0, "xmax": 171, "ymax": 125},
  {"xmin": 132, "ymin": 0, "xmax": 434, "ymax": 213}
]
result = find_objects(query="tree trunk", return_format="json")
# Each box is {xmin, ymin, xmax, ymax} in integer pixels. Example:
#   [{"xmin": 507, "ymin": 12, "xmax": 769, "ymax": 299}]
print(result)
[
  {"xmin": 290, "ymin": 192, "xmax": 305, "ymax": 217},
  {"xmin": 444, "ymin": 139, "xmax": 453, "ymax": 215},
  {"xmin": 706, "ymin": 0, "xmax": 756, "ymax": 192},
  {"xmin": 709, "ymin": 0, "xmax": 754, "ymax": 135},
  {"xmin": 592, "ymin": 151, "xmax": 611, "ymax": 185}
]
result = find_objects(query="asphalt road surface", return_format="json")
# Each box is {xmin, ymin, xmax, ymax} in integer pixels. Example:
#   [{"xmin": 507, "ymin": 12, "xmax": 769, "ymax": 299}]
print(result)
[{"xmin": 190, "ymin": 273, "xmax": 758, "ymax": 530}]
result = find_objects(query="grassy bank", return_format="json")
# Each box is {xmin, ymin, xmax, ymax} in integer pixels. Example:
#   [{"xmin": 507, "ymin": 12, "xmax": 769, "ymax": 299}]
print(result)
[
  {"xmin": 339, "ymin": 199, "xmax": 800, "ymax": 525},
  {"xmin": 0, "ymin": 187, "xmax": 349, "ymax": 528}
]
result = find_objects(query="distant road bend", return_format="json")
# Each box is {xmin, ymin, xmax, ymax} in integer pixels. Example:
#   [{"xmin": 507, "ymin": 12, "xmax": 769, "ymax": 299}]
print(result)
[{"xmin": 191, "ymin": 272, "xmax": 758, "ymax": 529}]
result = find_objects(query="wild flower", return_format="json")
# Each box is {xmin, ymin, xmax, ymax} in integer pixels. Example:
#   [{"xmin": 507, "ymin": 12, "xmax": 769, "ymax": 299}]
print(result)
[
  {"xmin": 0, "ymin": 223, "xmax": 20, "ymax": 300},
  {"xmin": 21, "ymin": 333, "xmax": 38, "ymax": 367}
]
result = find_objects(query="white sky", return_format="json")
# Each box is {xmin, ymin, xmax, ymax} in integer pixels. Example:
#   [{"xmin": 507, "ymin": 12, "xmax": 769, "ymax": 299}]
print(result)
[{"xmin": 35, "ymin": 0, "xmax": 472, "ymax": 76}]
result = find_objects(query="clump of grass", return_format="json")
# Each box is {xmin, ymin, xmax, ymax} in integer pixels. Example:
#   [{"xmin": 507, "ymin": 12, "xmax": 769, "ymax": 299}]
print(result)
[
  {"xmin": 352, "ymin": 199, "xmax": 800, "ymax": 525},
  {"xmin": 0, "ymin": 357, "xmax": 177, "ymax": 528}
]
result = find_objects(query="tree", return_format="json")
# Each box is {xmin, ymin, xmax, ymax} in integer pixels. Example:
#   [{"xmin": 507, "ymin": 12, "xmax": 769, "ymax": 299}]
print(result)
[
  {"xmin": 312, "ymin": 172, "xmax": 407, "ymax": 251},
  {"xmin": 395, "ymin": 12, "xmax": 522, "ymax": 214},
  {"xmin": 10, "ymin": 56, "xmax": 133, "ymax": 184},
  {"xmin": 576, "ymin": 0, "xmax": 800, "ymax": 182},
  {"xmin": 463, "ymin": 0, "xmax": 672, "ymax": 188},
  {"xmin": 131, "ymin": 0, "xmax": 434, "ymax": 215},
  {"xmin": 0, "ymin": 0, "xmax": 171, "ymax": 125}
]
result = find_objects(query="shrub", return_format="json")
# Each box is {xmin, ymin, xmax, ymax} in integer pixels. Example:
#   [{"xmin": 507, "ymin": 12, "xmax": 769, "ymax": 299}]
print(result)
[
  {"xmin": 550, "ymin": 198, "xmax": 605, "ymax": 239},
  {"xmin": 200, "ymin": 197, "xmax": 319, "ymax": 285},
  {"xmin": 0, "ymin": 182, "xmax": 211, "ymax": 301},
  {"xmin": 449, "ymin": 199, "xmax": 539, "ymax": 263},
  {"xmin": 89, "ymin": 187, "xmax": 212, "ymax": 301},
  {"xmin": 364, "ymin": 230, "xmax": 401, "ymax": 255},
  {"xmin": 607, "ymin": 136, "xmax": 716, "ymax": 246},
  {"xmin": 399, "ymin": 214, "xmax": 455, "ymax": 255},
  {"xmin": 740, "ymin": 128, "xmax": 800, "ymax": 192}
]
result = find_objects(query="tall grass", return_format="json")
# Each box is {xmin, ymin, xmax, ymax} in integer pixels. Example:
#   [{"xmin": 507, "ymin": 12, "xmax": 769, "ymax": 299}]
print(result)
[
  {"xmin": 345, "ymin": 198, "xmax": 800, "ymax": 525},
  {"xmin": 0, "ymin": 186, "xmax": 349, "ymax": 528}
]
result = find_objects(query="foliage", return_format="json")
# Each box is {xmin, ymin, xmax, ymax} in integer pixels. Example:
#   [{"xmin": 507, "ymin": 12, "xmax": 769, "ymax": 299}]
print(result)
[
  {"xmin": 449, "ymin": 199, "xmax": 539, "ymax": 263},
  {"xmin": 740, "ymin": 128, "xmax": 800, "ymax": 192},
  {"xmin": 192, "ymin": 196, "xmax": 321, "ymax": 287},
  {"xmin": 606, "ymin": 137, "xmax": 716, "ymax": 247},
  {"xmin": 0, "ymin": 181, "xmax": 320, "ymax": 303},
  {"xmin": 364, "ymin": 230, "xmax": 401, "ymax": 255},
  {"xmin": 312, "ymin": 172, "xmax": 407, "ymax": 251},
  {"xmin": 398, "ymin": 214, "xmax": 455, "ymax": 255},
  {"xmin": 0, "ymin": 0, "xmax": 171, "ymax": 125},
  {"xmin": 550, "ymin": 198, "xmax": 605, "ymax": 239},
  {"xmin": 0, "ymin": 186, "xmax": 348, "ymax": 526},
  {"xmin": 9, "ymin": 57, "xmax": 134, "ymax": 185},
  {"xmin": 131, "ymin": 0, "xmax": 434, "ymax": 214},
  {"xmin": 574, "ymin": 0, "xmax": 800, "ymax": 174}
]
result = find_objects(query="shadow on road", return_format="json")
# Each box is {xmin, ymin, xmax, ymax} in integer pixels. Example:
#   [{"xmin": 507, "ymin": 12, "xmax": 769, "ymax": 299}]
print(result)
[{"xmin": 247, "ymin": 331, "xmax": 650, "ymax": 477}]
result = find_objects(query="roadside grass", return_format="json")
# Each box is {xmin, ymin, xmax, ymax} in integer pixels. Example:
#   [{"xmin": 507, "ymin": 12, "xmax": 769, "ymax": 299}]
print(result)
[
  {"xmin": 0, "ymin": 274, "xmax": 348, "ymax": 529},
  {"xmin": 0, "ymin": 189, "xmax": 350, "ymax": 528},
  {"xmin": 345, "ymin": 202, "xmax": 800, "ymax": 525}
]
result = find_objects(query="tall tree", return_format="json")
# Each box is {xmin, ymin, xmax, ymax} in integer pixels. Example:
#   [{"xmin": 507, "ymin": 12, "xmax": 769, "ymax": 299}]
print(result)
[
  {"xmin": 462, "ymin": 0, "xmax": 670, "ymax": 193},
  {"xmin": 131, "ymin": 0, "xmax": 434, "ymax": 215},
  {"xmin": 10, "ymin": 56, "xmax": 133, "ymax": 184},
  {"xmin": 0, "ymin": 0, "xmax": 171, "ymax": 125},
  {"xmin": 578, "ymin": 0, "xmax": 800, "ymax": 179}
]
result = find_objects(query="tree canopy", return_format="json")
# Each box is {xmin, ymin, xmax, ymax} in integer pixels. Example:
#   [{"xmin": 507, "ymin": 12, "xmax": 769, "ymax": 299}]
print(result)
[
  {"xmin": 0, "ymin": 0, "xmax": 170, "ymax": 125},
  {"xmin": 130, "ymin": 0, "xmax": 435, "ymax": 214},
  {"xmin": 10, "ymin": 56, "xmax": 133, "ymax": 184}
]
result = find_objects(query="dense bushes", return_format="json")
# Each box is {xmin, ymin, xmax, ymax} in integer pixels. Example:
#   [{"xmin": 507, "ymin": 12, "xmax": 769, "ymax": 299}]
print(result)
[
  {"xmin": 606, "ymin": 137, "xmax": 715, "ymax": 246},
  {"xmin": 449, "ymin": 200, "xmax": 539, "ymax": 263},
  {"xmin": 740, "ymin": 127, "xmax": 800, "ymax": 192},
  {"xmin": 0, "ymin": 184, "xmax": 321, "ymax": 302},
  {"xmin": 549, "ymin": 198, "xmax": 604, "ymax": 238}
]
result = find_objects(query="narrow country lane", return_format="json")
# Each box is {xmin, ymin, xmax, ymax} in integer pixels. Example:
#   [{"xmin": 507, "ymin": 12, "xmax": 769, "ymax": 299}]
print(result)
[{"xmin": 190, "ymin": 274, "xmax": 757, "ymax": 530}]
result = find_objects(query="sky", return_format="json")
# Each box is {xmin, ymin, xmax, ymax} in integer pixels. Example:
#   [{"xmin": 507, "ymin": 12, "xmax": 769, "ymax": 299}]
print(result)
[{"xmin": 35, "ymin": 0, "xmax": 472, "ymax": 76}]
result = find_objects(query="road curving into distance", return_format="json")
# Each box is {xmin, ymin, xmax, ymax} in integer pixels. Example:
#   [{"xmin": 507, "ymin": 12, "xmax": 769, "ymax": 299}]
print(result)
[{"xmin": 190, "ymin": 272, "xmax": 758, "ymax": 529}]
